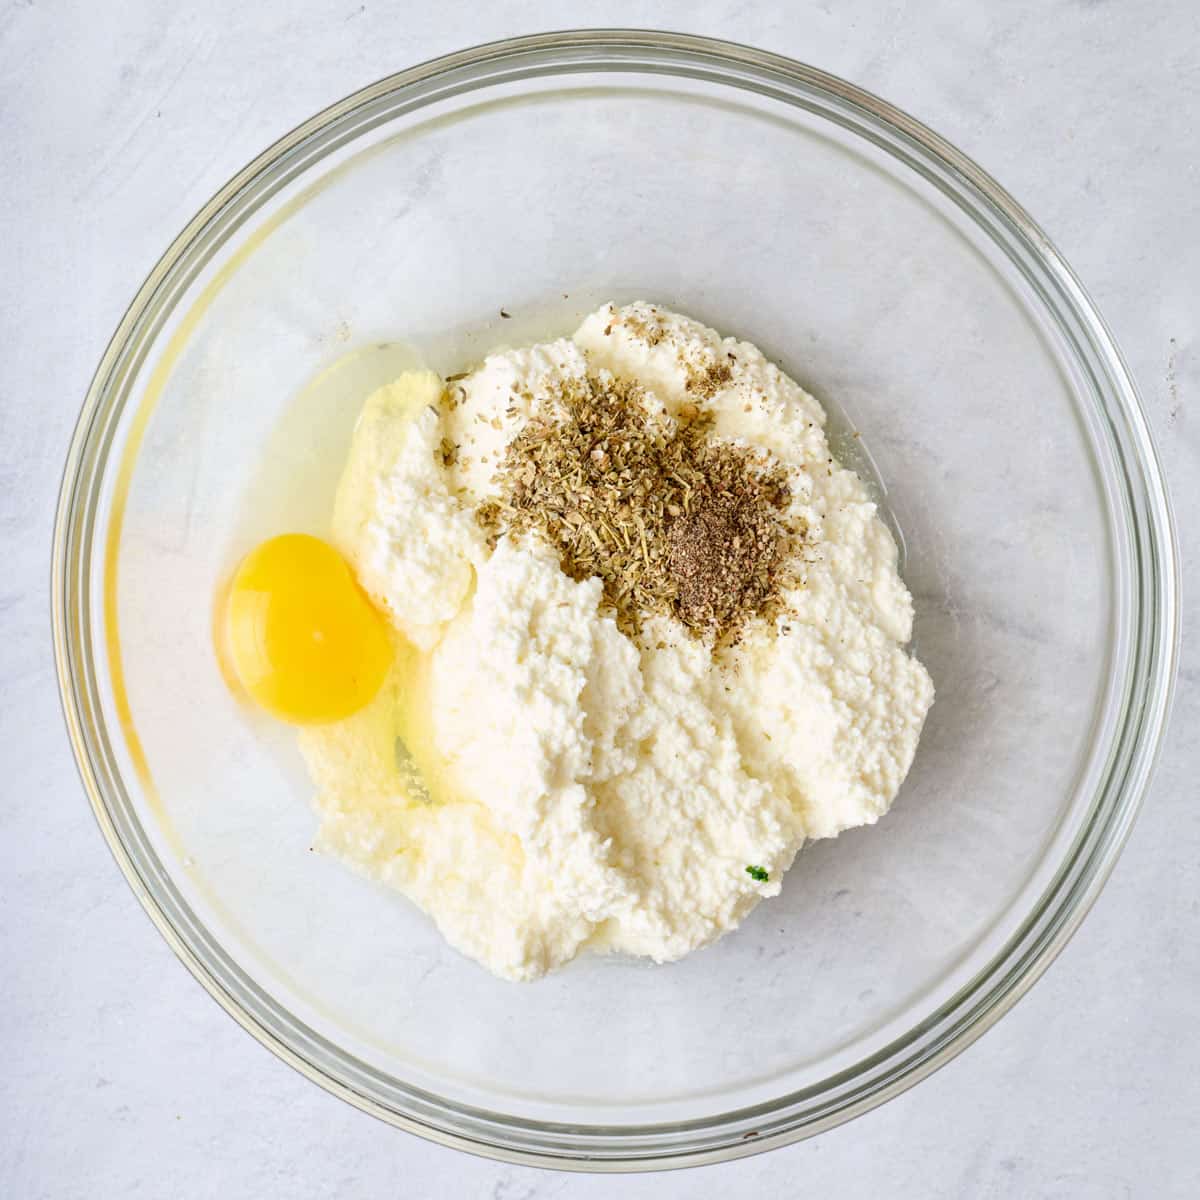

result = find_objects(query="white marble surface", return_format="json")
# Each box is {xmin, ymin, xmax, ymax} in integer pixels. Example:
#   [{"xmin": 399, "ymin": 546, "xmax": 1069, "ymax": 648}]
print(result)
[{"xmin": 1, "ymin": 1, "xmax": 1196, "ymax": 1195}]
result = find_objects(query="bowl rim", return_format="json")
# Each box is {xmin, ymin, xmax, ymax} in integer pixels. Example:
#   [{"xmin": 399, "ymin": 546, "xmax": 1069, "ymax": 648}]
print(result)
[{"xmin": 52, "ymin": 28, "xmax": 1180, "ymax": 1171}]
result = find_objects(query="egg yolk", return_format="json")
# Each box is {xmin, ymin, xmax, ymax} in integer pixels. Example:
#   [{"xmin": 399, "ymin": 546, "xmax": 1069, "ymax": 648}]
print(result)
[{"xmin": 223, "ymin": 533, "xmax": 391, "ymax": 724}]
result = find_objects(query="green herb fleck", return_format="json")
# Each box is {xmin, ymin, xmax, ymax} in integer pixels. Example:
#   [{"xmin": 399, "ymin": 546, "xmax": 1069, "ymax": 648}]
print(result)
[{"xmin": 746, "ymin": 865, "xmax": 769, "ymax": 883}]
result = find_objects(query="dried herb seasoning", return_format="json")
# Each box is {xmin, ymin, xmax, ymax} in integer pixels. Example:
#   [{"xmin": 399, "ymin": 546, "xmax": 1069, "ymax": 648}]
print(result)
[{"xmin": 475, "ymin": 373, "xmax": 803, "ymax": 642}]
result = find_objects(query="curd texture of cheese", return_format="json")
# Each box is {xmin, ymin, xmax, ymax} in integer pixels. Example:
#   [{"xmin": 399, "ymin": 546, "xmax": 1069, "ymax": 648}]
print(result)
[{"xmin": 297, "ymin": 304, "xmax": 934, "ymax": 981}]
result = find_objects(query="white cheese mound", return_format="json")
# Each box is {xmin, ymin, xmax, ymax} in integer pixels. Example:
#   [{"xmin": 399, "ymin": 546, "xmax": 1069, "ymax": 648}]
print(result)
[{"xmin": 298, "ymin": 303, "xmax": 933, "ymax": 981}]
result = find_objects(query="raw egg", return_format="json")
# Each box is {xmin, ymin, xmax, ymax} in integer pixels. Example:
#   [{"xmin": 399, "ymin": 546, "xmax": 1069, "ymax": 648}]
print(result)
[{"xmin": 223, "ymin": 533, "xmax": 391, "ymax": 724}]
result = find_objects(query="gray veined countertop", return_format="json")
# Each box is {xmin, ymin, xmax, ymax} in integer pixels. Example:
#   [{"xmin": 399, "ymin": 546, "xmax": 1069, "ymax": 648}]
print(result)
[{"xmin": 1, "ymin": 1, "xmax": 1197, "ymax": 1196}]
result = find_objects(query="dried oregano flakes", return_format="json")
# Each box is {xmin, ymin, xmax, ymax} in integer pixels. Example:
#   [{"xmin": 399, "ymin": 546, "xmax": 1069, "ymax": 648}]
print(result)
[{"xmin": 474, "ymin": 373, "xmax": 804, "ymax": 644}]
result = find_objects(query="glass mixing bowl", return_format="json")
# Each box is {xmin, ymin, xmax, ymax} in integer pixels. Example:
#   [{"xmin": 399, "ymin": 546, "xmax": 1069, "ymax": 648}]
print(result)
[{"xmin": 53, "ymin": 31, "xmax": 1177, "ymax": 1169}]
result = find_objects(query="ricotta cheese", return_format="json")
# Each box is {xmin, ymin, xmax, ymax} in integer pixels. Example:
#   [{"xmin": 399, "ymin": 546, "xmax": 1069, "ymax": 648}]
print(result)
[{"xmin": 297, "ymin": 303, "xmax": 933, "ymax": 981}]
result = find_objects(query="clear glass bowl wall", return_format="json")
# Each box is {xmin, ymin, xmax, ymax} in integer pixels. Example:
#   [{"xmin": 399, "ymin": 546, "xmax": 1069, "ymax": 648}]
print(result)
[{"xmin": 54, "ymin": 32, "xmax": 1177, "ymax": 1169}]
